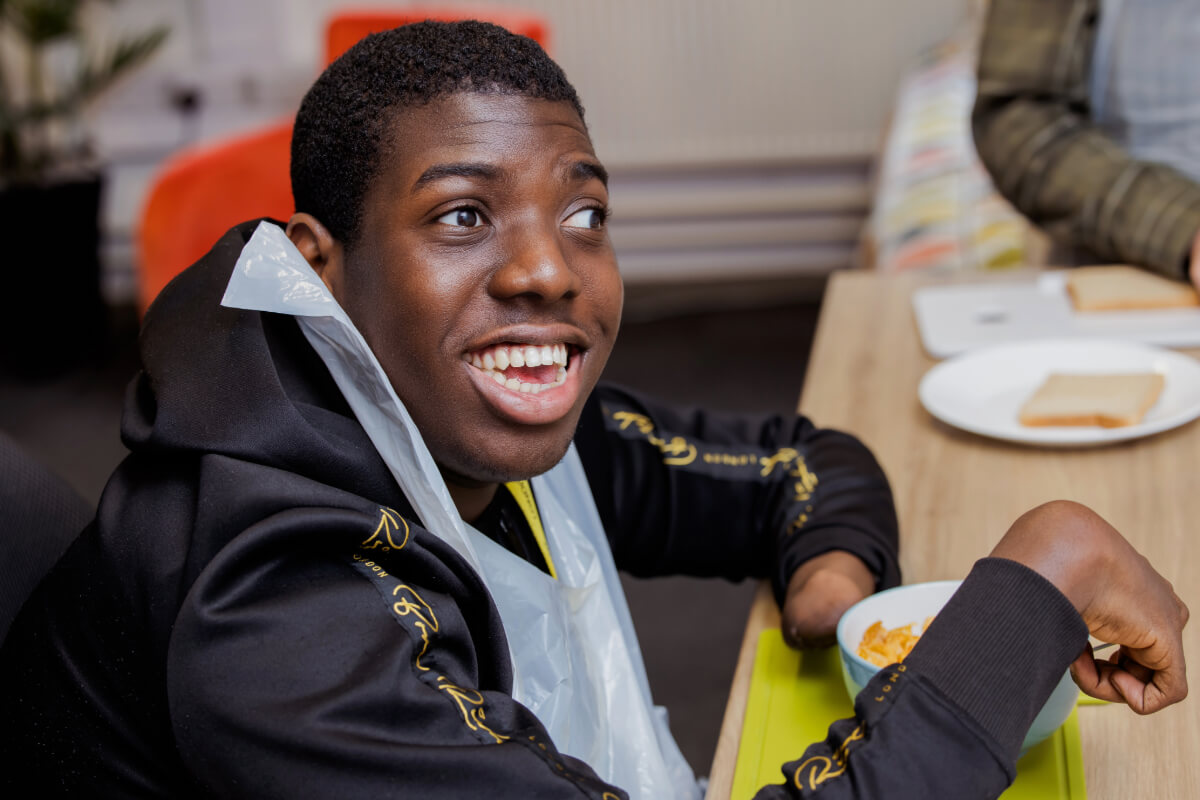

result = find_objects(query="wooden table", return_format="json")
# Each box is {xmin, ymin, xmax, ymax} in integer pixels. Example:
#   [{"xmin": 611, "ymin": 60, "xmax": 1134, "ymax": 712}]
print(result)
[{"xmin": 705, "ymin": 270, "xmax": 1200, "ymax": 799}]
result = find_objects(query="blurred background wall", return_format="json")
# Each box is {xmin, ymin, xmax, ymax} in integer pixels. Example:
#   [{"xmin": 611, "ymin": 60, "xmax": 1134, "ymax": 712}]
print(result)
[{"xmin": 88, "ymin": 0, "xmax": 972, "ymax": 306}]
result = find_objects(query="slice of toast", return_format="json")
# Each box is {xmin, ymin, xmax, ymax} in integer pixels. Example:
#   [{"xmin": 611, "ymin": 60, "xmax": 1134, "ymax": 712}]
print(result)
[
  {"xmin": 1066, "ymin": 265, "xmax": 1200, "ymax": 311},
  {"xmin": 1018, "ymin": 372, "xmax": 1166, "ymax": 428}
]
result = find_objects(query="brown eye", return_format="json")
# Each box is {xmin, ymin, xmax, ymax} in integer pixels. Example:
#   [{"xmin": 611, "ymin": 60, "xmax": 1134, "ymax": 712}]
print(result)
[
  {"xmin": 563, "ymin": 207, "xmax": 607, "ymax": 230},
  {"xmin": 436, "ymin": 208, "xmax": 482, "ymax": 227}
]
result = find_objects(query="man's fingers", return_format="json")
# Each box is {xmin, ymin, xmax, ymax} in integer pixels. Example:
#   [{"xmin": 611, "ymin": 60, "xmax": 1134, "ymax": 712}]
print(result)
[
  {"xmin": 1077, "ymin": 645, "xmax": 1190, "ymax": 714},
  {"xmin": 1117, "ymin": 642, "xmax": 1189, "ymax": 709},
  {"xmin": 1103, "ymin": 665, "xmax": 1170, "ymax": 715},
  {"xmin": 1109, "ymin": 648, "xmax": 1155, "ymax": 683},
  {"xmin": 1071, "ymin": 648, "xmax": 1124, "ymax": 703}
]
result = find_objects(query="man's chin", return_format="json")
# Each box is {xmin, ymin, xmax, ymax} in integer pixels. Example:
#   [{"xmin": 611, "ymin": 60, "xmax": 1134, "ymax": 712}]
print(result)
[{"xmin": 438, "ymin": 435, "xmax": 575, "ymax": 489}]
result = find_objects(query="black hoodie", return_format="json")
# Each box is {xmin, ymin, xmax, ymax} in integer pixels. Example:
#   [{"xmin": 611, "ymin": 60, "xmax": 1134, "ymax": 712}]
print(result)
[{"xmin": 0, "ymin": 221, "xmax": 1084, "ymax": 798}]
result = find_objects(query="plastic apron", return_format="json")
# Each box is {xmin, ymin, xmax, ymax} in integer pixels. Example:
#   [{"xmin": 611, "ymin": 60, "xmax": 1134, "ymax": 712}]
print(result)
[
  {"xmin": 1090, "ymin": 0, "xmax": 1200, "ymax": 182},
  {"xmin": 221, "ymin": 222, "xmax": 700, "ymax": 800}
]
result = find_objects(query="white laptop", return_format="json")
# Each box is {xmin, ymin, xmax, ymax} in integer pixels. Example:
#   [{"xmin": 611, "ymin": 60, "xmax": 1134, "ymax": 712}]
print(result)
[{"xmin": 911, "ymin": 270, "xmax": 1200, "ymax": 359}]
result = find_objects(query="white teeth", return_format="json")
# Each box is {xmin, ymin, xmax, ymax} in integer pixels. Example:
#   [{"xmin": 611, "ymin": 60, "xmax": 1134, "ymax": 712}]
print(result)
[{"xmin": 465, "ymin": 342, "xmax": 573, "ymax": 395}]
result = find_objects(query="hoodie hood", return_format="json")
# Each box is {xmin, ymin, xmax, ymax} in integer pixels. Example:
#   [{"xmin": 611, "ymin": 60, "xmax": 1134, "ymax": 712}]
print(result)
[{"xmin": 125, "ymin": 219, "xmax": 400, "ymax": 506}]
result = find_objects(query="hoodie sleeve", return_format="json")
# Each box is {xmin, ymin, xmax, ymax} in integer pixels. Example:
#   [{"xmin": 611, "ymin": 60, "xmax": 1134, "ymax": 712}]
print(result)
[
  {"xmin": 574, "ymin": 384, "xmax": 900, "ymax": 601},
  {"xmin": 166, "ymin": 504, "xmax": 630, "ymax": 799},
  {"xmin": 751, "ymin": 559, "xmax": 1088, "ymax": 798}
]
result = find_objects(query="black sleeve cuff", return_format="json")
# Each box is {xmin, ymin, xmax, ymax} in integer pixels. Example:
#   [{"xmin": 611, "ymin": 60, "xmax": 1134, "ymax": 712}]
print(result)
[{"xmin": 903, "ymin": 558, "xmax": 1088, "ymax": 761}]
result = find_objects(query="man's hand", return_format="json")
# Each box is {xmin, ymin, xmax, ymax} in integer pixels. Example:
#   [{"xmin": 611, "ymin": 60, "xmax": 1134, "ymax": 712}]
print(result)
[
  {"xmin": 990, "ymin": 500, "xmax": 1189, "ymax": 714},
  {"xmin": 782, "ymin": 551, "xmax": 875, "ymax": 649}
]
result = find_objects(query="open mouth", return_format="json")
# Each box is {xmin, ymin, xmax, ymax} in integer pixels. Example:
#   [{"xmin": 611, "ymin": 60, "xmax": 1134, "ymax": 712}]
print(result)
[{"xmin": 463, "ymin": 342, "xmax": 572, "ymax": 394}]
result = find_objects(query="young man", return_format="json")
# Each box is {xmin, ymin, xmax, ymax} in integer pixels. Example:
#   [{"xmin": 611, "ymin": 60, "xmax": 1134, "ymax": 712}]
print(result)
[{"xmin": 1, "ymin": 21, "xmax": 1186, "ymax": 799}]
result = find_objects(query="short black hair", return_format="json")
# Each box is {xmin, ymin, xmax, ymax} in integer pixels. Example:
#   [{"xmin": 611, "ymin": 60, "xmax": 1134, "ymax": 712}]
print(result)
[{"xmin": 290, "ymin": 20, "xmax": 585, "ymax": 245}]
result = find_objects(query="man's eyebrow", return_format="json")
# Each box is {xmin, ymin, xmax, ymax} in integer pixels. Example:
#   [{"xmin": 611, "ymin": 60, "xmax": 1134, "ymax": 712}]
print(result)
[
  {"xmin": 571, "ymin": 159, "xmax": 608, "ymax": 187},
  {"xmin": 412, "ymin": 162, "xmax": 501, "ymax": 191},
  {"xmin": 411, "ymin": 159, "xmax": 608, "ymax": 191}
]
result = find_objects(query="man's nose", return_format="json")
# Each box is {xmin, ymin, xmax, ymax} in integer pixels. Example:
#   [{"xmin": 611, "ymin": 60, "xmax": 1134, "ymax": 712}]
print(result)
[{"xmin": 488, "ymin": 225, "xmax": 580, "ymax": 302}]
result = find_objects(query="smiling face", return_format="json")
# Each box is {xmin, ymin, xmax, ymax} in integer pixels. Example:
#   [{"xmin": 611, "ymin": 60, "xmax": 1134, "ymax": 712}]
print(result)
[{"xmin": 301, "ymin": 93, "xmax": 622, "ymax": 505}]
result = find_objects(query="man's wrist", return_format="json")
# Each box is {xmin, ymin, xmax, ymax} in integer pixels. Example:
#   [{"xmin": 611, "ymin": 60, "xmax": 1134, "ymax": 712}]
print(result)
[{"xmin": 987, "ymin": 500, "xmax": 1109, "ymax": 616}]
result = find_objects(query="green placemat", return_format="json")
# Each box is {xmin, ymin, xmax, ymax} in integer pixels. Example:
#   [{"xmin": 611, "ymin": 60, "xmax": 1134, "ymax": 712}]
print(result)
[{"xmin": 731, "ymin": 630, "xmax": 1086, "ymax": 799}]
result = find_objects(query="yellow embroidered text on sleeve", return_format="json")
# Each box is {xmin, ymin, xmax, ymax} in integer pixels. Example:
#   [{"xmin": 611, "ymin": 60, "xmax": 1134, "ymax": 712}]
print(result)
[
  {"xmin": 611, "ymin": 411, "xmax": 698, "ymax": 466},
  {"xmin": 435, "ymin": 677, "xmax": 510, "ymax": 744},
  {"xmin": 792, "ymin": 725, "xmax": 864, "ymax": 790},
  {"xmin": 346, "ymin": 509, "xmax": 511, "ymax": 745},
  {"xmin": 360, "ymin": 507, "xmax": 409, "ymax": 551}
]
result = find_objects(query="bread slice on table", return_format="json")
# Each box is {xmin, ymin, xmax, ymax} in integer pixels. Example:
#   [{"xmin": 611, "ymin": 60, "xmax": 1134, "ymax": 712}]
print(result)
[
  {"xmin": 1018, "ymin": 372, "xmax": 1166, "ymax": 428},
  {"xmin": 1065, "ymin": 265, "xmax": 1200, "ymax": 311}
]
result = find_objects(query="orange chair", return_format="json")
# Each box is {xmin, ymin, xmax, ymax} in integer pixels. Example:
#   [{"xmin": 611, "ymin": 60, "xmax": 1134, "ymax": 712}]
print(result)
[
  {"xmin": 324, "ymin": 8, "xmax": 549, "ymax": 65},
  {"xmin": 136, "ymin": 121, "xmax": 294, "ymax": 313},
  {"xmin": 136, "ymin": 8, "xmax": 549, "ymax": 315}
]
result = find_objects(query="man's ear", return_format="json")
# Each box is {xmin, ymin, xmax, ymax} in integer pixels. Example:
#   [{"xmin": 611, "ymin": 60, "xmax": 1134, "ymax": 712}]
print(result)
[{"xmin": 286, "ymin": 213, "xmax": 344, "ymax": 299}]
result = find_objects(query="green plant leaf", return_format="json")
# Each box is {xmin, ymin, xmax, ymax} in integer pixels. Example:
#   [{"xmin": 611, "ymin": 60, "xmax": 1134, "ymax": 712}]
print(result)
[
  {"xmin": 73, "ymin": 25, "xmax": 168, "ymax": 105},
  {"xmin": 0, "ymin": 2, "xmax": 169, "ymax": 181},
  {"xmin": 5, "ymin": 0, "xmax": 81, "ymax": 46}
]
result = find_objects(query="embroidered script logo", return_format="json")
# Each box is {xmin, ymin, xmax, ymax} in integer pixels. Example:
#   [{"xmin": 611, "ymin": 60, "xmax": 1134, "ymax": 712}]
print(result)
[
  {"xmin": 436, "ymin": 677, "xmax": 509, "ymax": 743},
  {"xmin": 391, "ymin": 583, "xmax": 438, "ymax": 672},
  {"xmin": 611, "ymin": 411, "xmax": 698, "ymax": 466},
  {"xmin": 348, "ymin": 508, "xmax": 511, "ymax": 745},
  {"xmin": 758, "ymin": 448, "xmax": 820, "ymax": 534},
  {"xmin": 360, "ymin": 507, "xmax": 409, "ymax": 551},
  {"xmin": 792, "ymin": 726, "xmax": 865, "ymax": 790}
]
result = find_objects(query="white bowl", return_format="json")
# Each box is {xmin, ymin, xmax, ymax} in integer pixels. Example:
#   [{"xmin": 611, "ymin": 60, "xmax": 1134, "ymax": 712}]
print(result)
[{"xmin": 835, "ymin": 580, "xmax": 1078, "ymax": 754}]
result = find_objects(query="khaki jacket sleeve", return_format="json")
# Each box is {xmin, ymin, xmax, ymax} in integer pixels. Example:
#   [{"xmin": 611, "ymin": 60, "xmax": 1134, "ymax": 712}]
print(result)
[{"xmin": 972, "ymin": 0, "xmax": 1200, "ymax": 277}]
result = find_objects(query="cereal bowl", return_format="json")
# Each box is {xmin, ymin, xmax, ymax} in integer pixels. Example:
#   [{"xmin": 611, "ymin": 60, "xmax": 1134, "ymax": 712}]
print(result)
[{"xmin": 835, "ymin": 580, "xmax": 1079, "ymax": 755}]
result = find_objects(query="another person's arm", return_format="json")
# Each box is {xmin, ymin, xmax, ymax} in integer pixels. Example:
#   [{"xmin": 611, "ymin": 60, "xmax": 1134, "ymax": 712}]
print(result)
[{"xmin": 972, "ymin": 0, "xmax": 1200, "ymax": 281}]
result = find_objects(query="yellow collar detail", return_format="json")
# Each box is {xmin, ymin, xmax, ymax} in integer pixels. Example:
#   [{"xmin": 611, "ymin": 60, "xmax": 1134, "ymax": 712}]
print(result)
[{"xmin": 503, "ymin": 480, "xmax": 558, "ymax": 580}]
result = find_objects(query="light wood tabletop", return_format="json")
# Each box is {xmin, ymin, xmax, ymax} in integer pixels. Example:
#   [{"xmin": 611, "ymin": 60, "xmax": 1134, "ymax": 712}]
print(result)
[{"xmin": 705, "ymin": 270, "xmax": 1200, "ymax": 800}]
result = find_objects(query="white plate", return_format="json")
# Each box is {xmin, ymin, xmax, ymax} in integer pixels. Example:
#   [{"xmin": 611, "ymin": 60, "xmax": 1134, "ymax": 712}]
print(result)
[{"xmin": 918, "ymin": 339, "xmax": 1200, "ymax": 446}]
